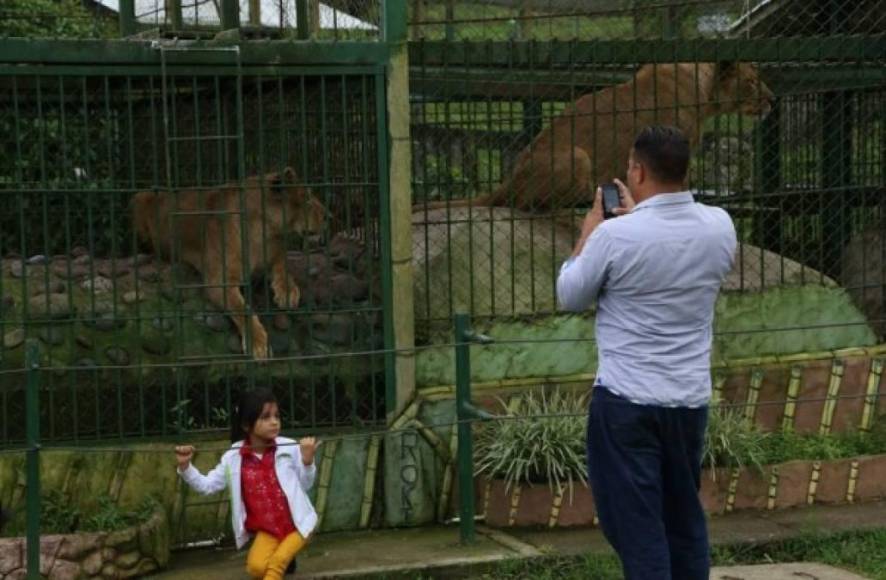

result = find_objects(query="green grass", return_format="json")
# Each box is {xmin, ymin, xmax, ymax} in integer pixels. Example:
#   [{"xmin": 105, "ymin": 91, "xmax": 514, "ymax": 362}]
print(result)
[
  {"xmin": 458, "ymin": 529, "xmax": 886, "ymax": 579},
  {"xmin": 713, "ymin": 529, "xmax": 886, "ymax": 580},
  {"xmin": 759, "ymin": 420, "xmax": 886, "ymax": 465},
  {"xmin": 474, "ymin": 553, "xmax": 623, "ymax": 580}
]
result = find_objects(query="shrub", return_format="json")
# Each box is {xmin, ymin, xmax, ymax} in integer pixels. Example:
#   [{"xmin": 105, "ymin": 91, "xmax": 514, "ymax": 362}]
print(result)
[
  {"xmin": 474, "ymin": 387, "xmax": 588, "ymax": 496},
  {"xmin": 703, "ymin": 405, "xmax": 768, "ymax": 476}
]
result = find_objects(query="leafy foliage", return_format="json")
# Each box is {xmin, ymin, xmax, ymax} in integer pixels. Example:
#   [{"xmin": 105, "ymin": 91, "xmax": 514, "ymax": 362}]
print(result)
[
  {"xmin": 474, "ymin": 388, "xmax": 588, "ymax": 495},
  {"xmin": 2, "ymin": 492, "xmax": 159, "ymax": 536},
  {"xmin": 0, "ymin": 0, "xmax": 116, "ymax": 39},
  {"xmin": 703, "ymin": 405, "xmax": 768, "ymax": 474},
  {"xmin": 81, "ymin": 494, "xmax": 159, "ymax": 533}
]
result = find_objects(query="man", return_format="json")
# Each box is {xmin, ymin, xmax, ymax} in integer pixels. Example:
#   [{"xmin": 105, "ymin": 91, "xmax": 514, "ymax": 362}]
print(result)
[{"xmin": 556, "ymin": 125, "xmax": 737, "ymax": 580}]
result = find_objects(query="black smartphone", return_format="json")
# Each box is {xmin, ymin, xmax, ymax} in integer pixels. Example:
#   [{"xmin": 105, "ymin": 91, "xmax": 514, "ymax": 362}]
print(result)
[{"xmin": 601, "ymin": 183, "xmax": 621, "ymax": 219}]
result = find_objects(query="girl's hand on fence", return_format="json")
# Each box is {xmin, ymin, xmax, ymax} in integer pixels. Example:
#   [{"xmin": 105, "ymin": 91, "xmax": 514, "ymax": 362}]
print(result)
[
  {"xmin": 299, "ymin": 438, "xmax": 319, "ymax": 466},
  {"xmin": 175, "ymin": 445, "xmax": 195, "ymax": 470}
]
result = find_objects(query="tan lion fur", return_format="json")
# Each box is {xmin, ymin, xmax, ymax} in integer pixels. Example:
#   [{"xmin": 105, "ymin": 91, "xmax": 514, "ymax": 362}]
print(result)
[
  {"xmin": 132, "ymin": 167, "xmax": 325, "ymax": 359},
  {"xmin": 416, "ymin": 62, "xmax": 774, "ymax": 212}
]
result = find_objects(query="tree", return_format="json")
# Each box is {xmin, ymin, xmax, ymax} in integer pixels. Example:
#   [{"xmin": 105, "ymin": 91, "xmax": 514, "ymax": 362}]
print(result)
[{"xmin": 0, "ymin": 0, "xmax": 116, "ymax": 39}]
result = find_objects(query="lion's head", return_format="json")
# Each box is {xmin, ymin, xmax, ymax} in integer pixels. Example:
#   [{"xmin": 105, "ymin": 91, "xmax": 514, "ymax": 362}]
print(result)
[
  {"xmin": 715, "ymin": 62, "xmax": 775, "ymax": 117},
  {"xmin": 268, "ymin": 167, "xmax": 327, "ymax": 235}
]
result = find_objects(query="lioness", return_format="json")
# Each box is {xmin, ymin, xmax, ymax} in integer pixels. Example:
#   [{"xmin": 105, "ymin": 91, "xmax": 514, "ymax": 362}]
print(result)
[
  {"xmin": 417, "ymin": 61, "xmax": 773, "ymax": 212},
  {"xmin": 132, "ymin": 168, "xmax": 326, "ymax": 359}
]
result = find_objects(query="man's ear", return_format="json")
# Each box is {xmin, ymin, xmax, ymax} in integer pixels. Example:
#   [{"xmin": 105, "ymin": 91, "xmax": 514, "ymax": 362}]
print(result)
[{"xmin": 635, "ymin": 162, "xmax": 646, "ymax": 186}]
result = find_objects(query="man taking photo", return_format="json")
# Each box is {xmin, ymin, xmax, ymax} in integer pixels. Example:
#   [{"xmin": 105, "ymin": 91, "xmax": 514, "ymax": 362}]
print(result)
[{"xmin": 557, "ymin": 125, "xmax": 737, "ymax": 580}]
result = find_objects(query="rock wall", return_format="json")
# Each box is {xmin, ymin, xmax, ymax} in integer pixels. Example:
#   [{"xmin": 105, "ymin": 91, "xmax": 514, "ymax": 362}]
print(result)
[
  {"xmin": 0, "ymin": 512, "xmax": 168, "ymax": 580},
  {"xmin": 0, "ymin": 234, "xmax": 382, "ymax": 384}
]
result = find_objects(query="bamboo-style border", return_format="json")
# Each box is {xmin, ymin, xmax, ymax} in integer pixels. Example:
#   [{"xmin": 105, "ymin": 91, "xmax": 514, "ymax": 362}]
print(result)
[
  {"xmin": 418, "ymin": 346, "xmax": 886, "ymax": 439},
  {"xmin": 478, "ymin": 453, "xmax": 886, "ymax": 527},
  {"xmin": 819, "ymin": 360, "xmax": 844, "ymax": 436},
  {"xmin": 548, "ymin": 487, "xmax": 564, "ymax": 528},
  {"xmin": 846, "ymin": 459, "xmax": 860, "ymax": 503},
  {"xmin": 437, "ymin": 424, "xmax": 459, "ymax": 521},
  {"xmin": 745, "ymin": 369, "xmax": 764, "ymax": 423},
  {"xmin": 860, "ymin": 358, "xmax": 884, "ymax": 434},
  {"xmin": 782, "ymin": 365, "xmax": 803, "ymax": 431},
  {"xmin": 807, "ymin": 461, "xmax": 821, "ymax": 505},
  {"xmin": 418, "ymin": 344, "xmax": 886, "ymax": 400},
  {"xmin": 408, "ymin": 346, "xmax": 886, "ymax": 528},
  {"xmin": 507, "ymin": 485, "xmax": 522, "ymax": 526},
  {"xmin": 315, "ymin": 439, "xmax": 339, "ymax": 530},
  {"xmin": 360, "ymin": 435, "xmax": 382, "ymax": 528}
]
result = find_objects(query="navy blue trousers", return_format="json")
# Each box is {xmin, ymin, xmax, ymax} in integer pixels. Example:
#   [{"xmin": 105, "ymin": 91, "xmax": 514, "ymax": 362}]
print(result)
[{"xmin": 587, "ymin": 387, "xmax": 710, "ymax": 580}]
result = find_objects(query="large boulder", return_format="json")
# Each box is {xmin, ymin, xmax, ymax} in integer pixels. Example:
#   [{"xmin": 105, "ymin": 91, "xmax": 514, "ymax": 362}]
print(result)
[
  {"xmin": 412, "ymin": 205, "xmax": 838, "ymax": 323},
  {"xmin": 0, "ymin": 235, "xmax": 382, "ymax": 385},
  {"xmin": 412, "ymin": 206, "xmax": 876, "ymax": 388},
  {"xmin": 842, "ymin": 225, "xmax": 886, "ymax": 341}
]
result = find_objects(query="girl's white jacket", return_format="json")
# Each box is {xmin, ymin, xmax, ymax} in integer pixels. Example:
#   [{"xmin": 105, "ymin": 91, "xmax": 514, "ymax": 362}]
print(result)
[{"xmin": 177, "ymin": 437, "xmax": 318, "ymax": 549}]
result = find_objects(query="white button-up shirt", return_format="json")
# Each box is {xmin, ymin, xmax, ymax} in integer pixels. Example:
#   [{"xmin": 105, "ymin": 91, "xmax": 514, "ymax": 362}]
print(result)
[{"xmin": 556, "ymin": 191, "xmax": 737, "ymax": 407}]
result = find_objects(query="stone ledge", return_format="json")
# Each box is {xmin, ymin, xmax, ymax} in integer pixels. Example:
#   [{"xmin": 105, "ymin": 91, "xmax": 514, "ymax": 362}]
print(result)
[{"xmin": 0, "ymin": 510, "xmax": 168, "ymax": 580}]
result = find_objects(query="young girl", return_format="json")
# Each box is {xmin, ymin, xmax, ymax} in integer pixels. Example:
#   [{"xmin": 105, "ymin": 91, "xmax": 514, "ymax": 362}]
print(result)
[{"xmin": 175, "ymin": 388, "xmax": 319, "ymax": 579}]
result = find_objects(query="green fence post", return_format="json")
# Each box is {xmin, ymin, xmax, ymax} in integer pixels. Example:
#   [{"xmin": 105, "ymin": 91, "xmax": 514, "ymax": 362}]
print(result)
[
  {"xmin": 167, "ymin": 0, "xmax": 183, "ymax": 31},
  {"xmin": 296, "ymin": 0, "xmax": 310, "ymax": 39},
  {"xmin": 118, "ymin": 0, "xmax": 136, "ymax": 37},
  {"xmin": 758, "ymin": 97, "xmax": 783, "ymax": 266},
  {"xmin": 821, "ymin": 89, "xmax": 853, "ymax": 280},
  {"xmin": 454, "ymin": 314, "xmax": 495, "ymax": 544},
  {"xmin": 220, "ymin": 0, "xmax": 239, "ymax": 31},
  {"xmin": 454, "ymin": 314, "xmax": 475, "ymax": 543},
  {"xmin": 383, "ymin": 0, "xmax": 408, "ymax": 43},
  {"xmin": 25, "ymin": 341, "xmax": 41, "ymax": 580}
]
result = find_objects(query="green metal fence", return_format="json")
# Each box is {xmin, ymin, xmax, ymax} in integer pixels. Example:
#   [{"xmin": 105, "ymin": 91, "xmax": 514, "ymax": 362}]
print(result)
[
  {"xmin": 409, "ymin": 1, "xmax": 886, "ymax": 341},
  {"xmin": 2, "ymin": 0, "xmax": 885, "ymax": 447},
  {"xmin": 0, "ymin": 31, "xmax": 399, "ymax": 444}
]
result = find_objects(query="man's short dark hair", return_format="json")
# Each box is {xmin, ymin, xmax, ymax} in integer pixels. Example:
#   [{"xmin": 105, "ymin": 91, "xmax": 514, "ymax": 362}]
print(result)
[{"xmin": 632, "ymin": 125, "xmax": 690, "ymax": 184}]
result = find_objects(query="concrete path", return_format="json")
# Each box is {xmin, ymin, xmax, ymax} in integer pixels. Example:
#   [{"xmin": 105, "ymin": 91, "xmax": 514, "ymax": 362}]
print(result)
[
  {"xmin": 709, "ymin": 563, "xmax": 870, "ymax": 580},
  {"xmin": 152, "ymin": 501, "xmax": 886, "ymax": 579}
]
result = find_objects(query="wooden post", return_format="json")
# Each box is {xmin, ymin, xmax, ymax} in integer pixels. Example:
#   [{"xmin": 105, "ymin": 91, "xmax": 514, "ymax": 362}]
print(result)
[
  {"xmin": 220, "ymin": 0, "xmax": 239, "ymax": 30},
  {"xmin": 309, "ymin": 0, "xmax": 321, "ymax": 35},
  {"xmin": 248, "ymin": 0, "xmax": 261, "ymax": 26},
  {"xmin": 383, "ymin": 0, "xmax": 416, "ymax": 420},
  {"xmin": 167, "ymin": 0, "xmax": 183, "ymax": 31}
]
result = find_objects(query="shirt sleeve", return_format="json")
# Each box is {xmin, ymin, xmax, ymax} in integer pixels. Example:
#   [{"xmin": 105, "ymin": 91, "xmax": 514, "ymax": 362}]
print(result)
[
  {"xmin": 556, "ymin": 226, "xmax": 613, "ymax": 312},
  {"xmin": 178, "ymin": 458, "xmax": 229, "ymax": 495},
  {"xmin": 293, "ymin": 445, "xmax": 318, "ymax": 491}
]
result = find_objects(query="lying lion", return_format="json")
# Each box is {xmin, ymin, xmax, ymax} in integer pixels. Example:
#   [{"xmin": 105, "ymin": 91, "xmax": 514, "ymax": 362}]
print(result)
[
  {"xmin": 132, "ymin": 168, "xmax": 325, "ymax": 359},
  {"xmin": 417, "ymin": 61, "xmax": 773, "ymax": 212}
]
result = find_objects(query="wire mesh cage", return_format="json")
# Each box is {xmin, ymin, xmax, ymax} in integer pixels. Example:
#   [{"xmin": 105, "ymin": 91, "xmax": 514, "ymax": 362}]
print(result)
[
  {"xmin": 408, "ymin": 1, "xmax": 886, "ymax": 343},
  {"xmin": 0, "ymin": 56, "xmax": 389, "ymax": 443},
  {"xmin": 408, "ymin": 0, "xmax": 886, "ymax": 41}
]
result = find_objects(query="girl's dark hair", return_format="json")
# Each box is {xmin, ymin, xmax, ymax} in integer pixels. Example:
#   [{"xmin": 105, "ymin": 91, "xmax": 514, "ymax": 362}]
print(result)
[{"xmin": 230, "ymin": 388, "xmax": 278, "ymax": 443}]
